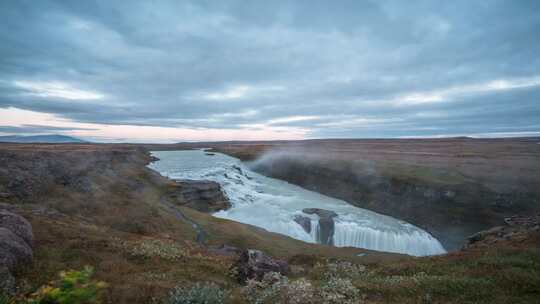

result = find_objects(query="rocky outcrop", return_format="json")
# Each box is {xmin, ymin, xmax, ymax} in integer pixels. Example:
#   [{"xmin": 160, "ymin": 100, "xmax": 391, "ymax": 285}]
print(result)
[
  {"xmin": 0, "ymin": 265, "xmax": 15, "ymax": 294},
  {"xmin": 302, "ymin": 208, "xmax": 337, "ymax": 245},
  {"xmin": 233, "ymin": 249, "xmax": 289, "ymax": 283},
  {"xmin": 0, "ymin": 210, "xmax": 33, "ymax": 245},
  {"xmin": 464, "ymin": 213, "xmax": 540, "ymax": 249},
  {"xmin": 0, "ymin": 228, "xmax": 32, "ymax": 271},
  {"xmin": 294, "ymin": 215, "xmax": 312, "ymax": 234},
  {"xmin": 0, "ymin": 210, "xmax": 33, "ymax": 295},
  {"xmin": 168, "ymin": 179, "xmax": 231, "ymax": 213}
]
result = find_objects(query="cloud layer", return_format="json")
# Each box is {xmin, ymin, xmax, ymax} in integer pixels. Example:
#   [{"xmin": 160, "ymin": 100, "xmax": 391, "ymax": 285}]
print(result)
[{"xmin": 1, "ymin": 0, "xmax": 539, "ymax": 141}]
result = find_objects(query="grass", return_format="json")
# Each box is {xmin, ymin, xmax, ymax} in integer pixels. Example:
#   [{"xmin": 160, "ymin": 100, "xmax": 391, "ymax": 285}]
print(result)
[
  {"xmin": 347, "ymin": 248, "xmax": 540, "ymax": 303},
  {"xmin": 2, "ymin": 144, "xmax": 540, "ymax": 303}
]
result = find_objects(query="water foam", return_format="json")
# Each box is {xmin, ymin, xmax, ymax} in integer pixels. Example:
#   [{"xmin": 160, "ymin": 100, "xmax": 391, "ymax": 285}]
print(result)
[{"xmin": 148, "ymin": 150, "xmax": 446, "ymax": 256}]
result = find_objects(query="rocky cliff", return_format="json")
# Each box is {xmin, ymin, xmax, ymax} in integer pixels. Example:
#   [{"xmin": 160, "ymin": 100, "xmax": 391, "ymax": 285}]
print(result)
[{"xmin": 166, "ymin": 179, "xmax": 230, "ymax": 213}]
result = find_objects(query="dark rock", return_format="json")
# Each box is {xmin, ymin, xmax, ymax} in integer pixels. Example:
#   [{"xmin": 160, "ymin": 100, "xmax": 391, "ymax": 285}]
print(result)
[
  {"xmin": 0, "ymin": 210, "xmax": 34, "ymax": 246},
  {"xmin": 0, "ymin": 265, "xmax": 15, "ymax": 295},
  {"xmin": 466, "ymin": 226, "xmax": 504, "ymax": 245},
  {"xmin": 0, "ymin": 227, "xmax": 32, "ymax": 271},
  {"xmin": 0, "ymin": 192, "xmax": 11, "ymax": 199},
  {"xmin": 504, "ymin": 213, "xmax": 540, "ymax": 227},
  {"xmin": 168, "ymin": 180, "xmax": 231, "ymax": 213},
  {"xmin": 303, "ymin": 208, "xmax": 338, "ymax": 219},
  {"xmin": 294, "ymin": 215, "xmax": 312, "ymax": 234},
  {"xmin": 233, "ymin": 249, "xmax": 289, "ymax": 283},
  {"xmin": 302, "ymin": 208, "xmax": 338, "ymax": 245},
  {"xmin": 464, "ymin": 213, "xmax": 540, "ymax": 249}
]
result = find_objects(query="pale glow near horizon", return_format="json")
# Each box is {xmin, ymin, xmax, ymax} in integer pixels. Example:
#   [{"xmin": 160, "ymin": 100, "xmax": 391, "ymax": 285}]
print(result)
[{"xmin": 0, "ymin": 107, "xmax": 308, "ymax": 143}]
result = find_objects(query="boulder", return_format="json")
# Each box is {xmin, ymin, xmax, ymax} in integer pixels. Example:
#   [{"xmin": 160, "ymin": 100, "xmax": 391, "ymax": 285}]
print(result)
[
  {"xmin": 168, "ymin": 180, "xmax": 231, "ymax": 213},
  {"xmin": 0, "ymin": 210, "xmax": 33, "ymax": 246},
  {"xmin": 0, "ymin": 265, "xmax": 15, "ymax": 295},
  {"xmin": 233, "ymin": 249, "xmax": 289, "ymax": 283},
  {"xmin": 302, "ymin": 208, "xmax": 338, "ymax": 245},
  {"xmin": 0, "ymin": 227, "xmax": 32, "ymax": 271}
]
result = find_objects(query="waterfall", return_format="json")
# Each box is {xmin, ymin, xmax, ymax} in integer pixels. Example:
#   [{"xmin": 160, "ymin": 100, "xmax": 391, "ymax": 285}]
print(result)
[
  {"xmin": 148, "ymin": 150, "xmax": 447, "ymax": 256},
  {"xmin": 333, "ymin": 221, "xmax": 445, "ymax": 256}
]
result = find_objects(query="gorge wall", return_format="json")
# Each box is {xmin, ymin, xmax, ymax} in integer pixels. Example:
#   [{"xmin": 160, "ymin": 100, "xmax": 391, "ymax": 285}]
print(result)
[{"xmin": 249, "ymin": 153, "xmax": 539, "ymax": 250}]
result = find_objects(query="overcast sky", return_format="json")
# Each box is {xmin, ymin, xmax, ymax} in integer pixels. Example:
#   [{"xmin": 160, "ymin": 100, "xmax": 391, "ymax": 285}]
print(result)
[{"xmin": 1, "ymin": 0, "xmax": 539, "ymax": 142}]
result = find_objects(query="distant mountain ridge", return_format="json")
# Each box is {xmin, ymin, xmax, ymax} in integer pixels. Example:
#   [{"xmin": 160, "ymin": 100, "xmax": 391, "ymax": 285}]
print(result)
[{"xmin": 0, "ymin": 134, "xmax": 86, "ymax": 143}]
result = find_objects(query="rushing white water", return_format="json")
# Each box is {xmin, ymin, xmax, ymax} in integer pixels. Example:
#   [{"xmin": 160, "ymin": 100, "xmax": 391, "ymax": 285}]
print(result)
[{"xmin": 148, "ymin": 150, "xmax": 446, "ymax": 256}]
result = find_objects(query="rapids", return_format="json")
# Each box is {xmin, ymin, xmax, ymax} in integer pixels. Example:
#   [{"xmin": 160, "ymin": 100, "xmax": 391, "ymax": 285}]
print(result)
[{"xmin": 148, "ymin": 150, "xmax": 446, "ymax": 256}]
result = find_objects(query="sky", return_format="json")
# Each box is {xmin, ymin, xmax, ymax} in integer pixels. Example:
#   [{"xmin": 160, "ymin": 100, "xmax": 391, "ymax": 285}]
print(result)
[{"xmin": 1, "ymin": 0, "xmax": 540, "ymax": 143}]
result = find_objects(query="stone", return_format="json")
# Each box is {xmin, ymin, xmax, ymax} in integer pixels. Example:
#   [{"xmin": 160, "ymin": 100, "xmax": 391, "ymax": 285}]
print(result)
[
  {"xmin": 233, "ymin": 249, "xmax": 289, "ymax": 283},
  {"xmin": 0, "ymin": 210, "xmax": 33, "ymax": 246},
  {"xmin": 0, "ymin": 265, "xmax": 15, "ymax": 295},
  {"xmin": 0, "ymin": 227, "xmax": 32, "ymax": 271},
  {"xmin": 169, "ymin": 180, "xmax": 231, "ymax": 213}
]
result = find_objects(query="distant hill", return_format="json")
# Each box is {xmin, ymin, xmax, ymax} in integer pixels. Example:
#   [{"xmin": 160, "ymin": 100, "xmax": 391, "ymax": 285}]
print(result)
[{"xmin": 0, "ymin": 134, "xmax": 86, "ymax": 143}]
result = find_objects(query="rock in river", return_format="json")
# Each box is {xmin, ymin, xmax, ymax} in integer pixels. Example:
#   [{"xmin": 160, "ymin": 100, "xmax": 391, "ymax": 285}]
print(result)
[{"xmin": 302, "ymin": 208, "xmax": 338, "ymax": 245}]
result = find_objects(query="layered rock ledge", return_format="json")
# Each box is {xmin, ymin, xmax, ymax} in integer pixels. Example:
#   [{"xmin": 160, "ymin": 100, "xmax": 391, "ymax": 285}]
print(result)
[{"xmin": 167, "ymin": 179, "xmax": 231, "ymax": 213}]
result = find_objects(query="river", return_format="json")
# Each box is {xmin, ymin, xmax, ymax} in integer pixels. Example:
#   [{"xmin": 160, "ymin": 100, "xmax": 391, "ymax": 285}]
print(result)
[{"xmin": 148, "ymin": 150, "xmax": 446, "ymax": 256}]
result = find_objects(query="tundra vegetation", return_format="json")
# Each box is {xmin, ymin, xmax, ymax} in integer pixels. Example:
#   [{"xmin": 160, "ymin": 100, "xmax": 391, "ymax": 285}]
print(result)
[{"xmin": 0, "ymin": 142, "xmax": 539, "ymax": 303}]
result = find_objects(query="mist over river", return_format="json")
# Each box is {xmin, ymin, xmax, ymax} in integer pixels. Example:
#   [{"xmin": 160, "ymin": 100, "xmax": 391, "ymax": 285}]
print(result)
[{"xmin": 148, "ymin": 150, "xmax": 446, "ymax": 256}]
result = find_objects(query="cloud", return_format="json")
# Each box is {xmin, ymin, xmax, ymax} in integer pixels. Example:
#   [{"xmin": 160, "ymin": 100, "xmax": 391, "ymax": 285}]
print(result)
[
  {"xmin": 396, "ymin": 76, "xmax": 540, "ymax": 105},
  {"xmin": 0, "ymin": 0, "xmax": 539, "ymax": 141},
  {"xmin": 13, "ymin": 80, "xmax": 105, "ymax": 100}
]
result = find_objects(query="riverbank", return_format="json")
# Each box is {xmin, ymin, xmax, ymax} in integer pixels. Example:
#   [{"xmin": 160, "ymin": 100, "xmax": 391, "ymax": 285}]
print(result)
[{"xmin": 202, "ymin": 138, "xmax": 540, "ymax": 250}]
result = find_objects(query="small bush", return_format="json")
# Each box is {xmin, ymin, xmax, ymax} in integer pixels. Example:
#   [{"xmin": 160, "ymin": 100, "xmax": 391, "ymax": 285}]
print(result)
[
  {"xmin": 0, "ymin": 294, "xmax": 12, "ymax": 304},
  {"xmin": 284, "ymin": 278, "xmax": 316, "ymax": 304},
  {"xmin": 129, "ymin": 239, "xmax": 186, "ymax": 261},
  {"xmin": 27, "ymin": 266, "xmax": 107, "ymax": 304},
  {"xmin": 166, "ymin": 282, "xmax": 227, "ymax": 304},
  {"xmin": 314, "ymin": 260, "xmax": 366, "ymax": 281},
  {"xmin": 243, "ymin": 272, "xmax": 288, "ymax": 304},
  {"xmin": 319, "ymin": 276, "xmax": 361, "ymax": 304}
]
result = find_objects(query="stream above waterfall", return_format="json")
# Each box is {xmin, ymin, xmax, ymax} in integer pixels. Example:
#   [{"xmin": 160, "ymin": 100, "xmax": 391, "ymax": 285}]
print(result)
[{"xmin": 148, "ymin": 150, "xmax": 446, "ymax": 256}]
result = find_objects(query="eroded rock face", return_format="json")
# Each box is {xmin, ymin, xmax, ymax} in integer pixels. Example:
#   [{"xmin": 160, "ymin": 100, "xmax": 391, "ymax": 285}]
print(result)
[
  {"xmin": 233, "ymin": 249, "xmax": 289, "ymax": 283},
  {"xmin": 0, "ymin": 210, "xmax": 33, "ymax": 245},
  {"xmin": 293, "ymin": 215, "xmax": 312, "ymax": 234},
  {"xmin": 0, "ymin": 210, "xmax": 33, "ymax": 295},
  {"xmin": 0, "ymin": 227, "xmax": 32, "ymax": 271},
  {"xmin": 302, "ymin": 208, "xmax": 338, "ymax": 245},
  {"xmin": 168, "ymin": 179, "xmax": 231, "ymax": 213},
  {"xmin": 464, "ymin": 213, "xmax": 540, "ymax": 249},
  {"xmin": 0, "ymin": 266, "xmax": 15, "ymax": 295}
]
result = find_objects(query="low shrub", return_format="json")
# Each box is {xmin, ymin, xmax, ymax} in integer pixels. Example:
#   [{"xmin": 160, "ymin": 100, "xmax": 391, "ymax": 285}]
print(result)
[
  {"xmin": 27, "ymin": 266, "xmax": 107, "ymax": 304},
  {"xmin": 243, "ymin": 272, "xmax": 288, "ymax": 304},
  {"xmin": 319, "ymin": 276, "xmax": 361, "ymax": 304},
  {"xmin": 128, "ymin": 239, "xmax": 187, "ymax": 261},
  {"xmin": 0, "ymin": 294, "xmax": 12, "ymax": 304},
  {"xmin": 165, "ymin": 282, "xmax": 227, "ymax": 304}
]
